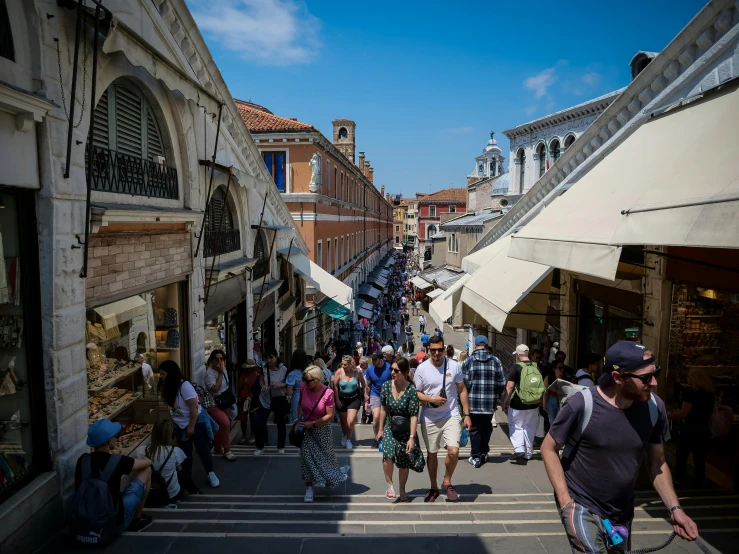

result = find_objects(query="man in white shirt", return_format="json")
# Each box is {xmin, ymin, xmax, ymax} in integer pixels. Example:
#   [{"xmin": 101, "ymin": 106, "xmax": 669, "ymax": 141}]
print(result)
[
  {"xmin": 415, "ymin": 300, "xmax": 422, "ymax": 317},
  {"xmin": 135, "ymin": 353, "xmax": 154, "ymax": 390},
  {"xmin": 418, "ymin": 314, "xmax": 426, "ymax": 334},
  {"xmin": 415, "ymin": 335, "xmax": 472, "ymax": 503}
]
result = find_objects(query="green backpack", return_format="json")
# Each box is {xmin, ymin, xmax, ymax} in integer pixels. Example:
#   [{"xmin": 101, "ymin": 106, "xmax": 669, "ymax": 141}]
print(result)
[{"xmin": 515, "ymin": 362, "xmax": 545, "ymax": 405}]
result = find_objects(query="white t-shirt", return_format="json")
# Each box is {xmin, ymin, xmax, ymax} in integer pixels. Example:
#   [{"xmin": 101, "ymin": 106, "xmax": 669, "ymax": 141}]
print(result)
[
  {"xmin": 419, "ymin": 316, "xmax": 426, "ymax": 325},
  {"xmin": 415, "ymin": 301, "xmax": 421, "ymax": 309},
  {"xmin": 140, "ymin": 362, "xmax": 154, "ymax": 389},
  {"xmin": 414, "ymin": 358, "xmax": 463, "ymax": 422},
  {"xmin": 205, "ymin": 366, "xmax": 229, "ymax": 395},
  {"xmin": 171, "ymin": 380, "xmax": 202, "ymax": 429},
  {"xmin": 151, "ymin": 446, "xmax": 187, "ymax": 498}
]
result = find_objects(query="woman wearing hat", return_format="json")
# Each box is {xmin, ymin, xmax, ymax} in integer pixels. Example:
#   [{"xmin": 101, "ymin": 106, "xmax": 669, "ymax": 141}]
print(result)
[{"xmin": 238, "ymin": 359, "xmax": 259, "ymax": 445}]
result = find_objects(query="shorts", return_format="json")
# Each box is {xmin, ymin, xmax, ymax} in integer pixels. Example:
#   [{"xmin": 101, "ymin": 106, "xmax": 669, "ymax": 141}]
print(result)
[
  {"xmin": 420, "ymin": 416, "xmax": 461, "ymax": 454},
  {"xmin": 118, "ymin": 477, "xmax": 146, "ymax": 533},
  {"xmin": 338, "ymin": 393, "xmax": 361, "ymax": 413},
  {"xmin": 369, "ymin": 395, "xmax": 382, "ymax": 410}
]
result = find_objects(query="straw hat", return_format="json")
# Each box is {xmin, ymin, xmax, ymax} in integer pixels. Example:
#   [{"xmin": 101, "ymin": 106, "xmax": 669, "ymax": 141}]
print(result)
[{"xmin": 242, "ymin": 358, "xmax": 258, "ymax": 369}]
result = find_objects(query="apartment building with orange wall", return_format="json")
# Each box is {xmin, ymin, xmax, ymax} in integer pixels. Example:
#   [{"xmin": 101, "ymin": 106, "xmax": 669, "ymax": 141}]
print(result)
[{"xmin": 236, "ymin": 101, "xmax": 393, "ymax": 309}]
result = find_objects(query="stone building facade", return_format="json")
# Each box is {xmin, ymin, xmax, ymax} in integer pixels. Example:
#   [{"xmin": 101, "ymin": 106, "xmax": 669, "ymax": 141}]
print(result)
[{"xmin": 0, "ymin": 1, "xmax": 311, "ymax": 551}]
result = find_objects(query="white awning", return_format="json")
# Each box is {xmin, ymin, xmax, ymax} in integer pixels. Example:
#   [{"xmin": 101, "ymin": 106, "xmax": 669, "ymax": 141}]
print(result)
[
  {"xmin": 410, "ymin": 276, "xmax": 433, "ymax": 290},
  {"xmin": 103, "ymin": 18, "xmax": 221, "ymax": 116},
  {"xmin": 457, "ymin": 236, "xmax": 553, "ymax": 332},
  {"xmin": 426, "ymin": 289, "xmax": 444, "ymax": 299},
  {"xmin": 462, "ymin": 245, "xmax": 495, "ymax": 274},
  {"xmin": 280, "ymin": 250, "xmax": 354, "ymax": 314},
  {"xmin": 429, "ymin": 274, "xmax": 471, "ymax": 327},
  {"xmin": 509, "ymin": 84, "xmax": 739, "ymax": 280},
  {"xmin": 94, "ymin": 296, "xmax": 147, "ymax": 330}
]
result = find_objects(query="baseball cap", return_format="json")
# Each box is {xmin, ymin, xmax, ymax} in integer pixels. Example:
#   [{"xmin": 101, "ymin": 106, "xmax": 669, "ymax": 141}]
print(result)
[
  {"xmin": 382, "ymin": 345, "xmax": 394, "ymax": 355},
  {"xmin": 87, "ymin": 418, "xmax": 121, "ymax": 447},
  {"xmin": 371, "ymin": 352, "xmax": 384, "ymax": 361},
  {"xmin": 598, "ymin": 341, "xmax": 656, "ymax": 386},
  {"xmin": 474, "ymin": 335, "xmax": 489, "ymax": 346},
  {"xmin": 512, "ymin": 344, "xmax": 529, "ymax": 356},
  {"xmin": 415, "ymin": 351, "xmax": 426, "ymax": 362}
]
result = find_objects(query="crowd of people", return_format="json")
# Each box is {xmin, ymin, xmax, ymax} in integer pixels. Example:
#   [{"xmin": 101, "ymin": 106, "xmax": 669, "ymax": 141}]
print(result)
[{"xmin": 70, "ymin": 252, "xmax": 701, "ymax": 552}]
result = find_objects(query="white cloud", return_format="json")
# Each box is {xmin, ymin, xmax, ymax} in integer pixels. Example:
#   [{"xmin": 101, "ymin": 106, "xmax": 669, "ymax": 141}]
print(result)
[
  {"xmin": 524, "ymin": 67, "xmax": 557, "ymax": 98},
  {"xmin": 523, "ymin": 106, "xmax": 537, "ymax": 116},
  {"xmin": 189, "ymin": 0, "xmax": 321, "ymax": 65},
  {"xmin": 582, "ymin": 72, "xmax": 601, "ymax": 86}
]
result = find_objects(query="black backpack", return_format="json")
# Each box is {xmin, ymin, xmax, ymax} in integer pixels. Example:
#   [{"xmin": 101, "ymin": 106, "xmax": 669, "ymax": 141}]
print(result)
[
  {"xmin": 67, "ymin": 453, "xmax": 121, "ymax": 547},
  {"xmin": 146, "ymin": 447, "xmax": 176, "ymax": 507}
]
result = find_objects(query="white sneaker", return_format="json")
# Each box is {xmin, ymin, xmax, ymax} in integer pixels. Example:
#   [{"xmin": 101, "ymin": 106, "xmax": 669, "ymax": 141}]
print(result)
[
  {"xmin": 345, "ymin": 439, "xmax": 353, "ymax": 449},
  {"xmin": 277, "ymin": 448, "xmax": 285, "ymax": 454},
  {"xmin": 253, "ymin": 449, "xmax": 263, "ymax": 456},
  {"xmin": 208, "ymin": 472, "xmax": 220, "ymax": 488},
  {"xmin": 340, "ymin": 436, "xmax": 347, "ymax": 447},
  {"xmin": 304, "ymin": 487, "xmax": 314, "ymax": 503}
]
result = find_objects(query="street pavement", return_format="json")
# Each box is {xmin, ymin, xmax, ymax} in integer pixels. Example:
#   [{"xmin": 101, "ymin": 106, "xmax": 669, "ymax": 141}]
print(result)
[{"xmin": 52, "ymin": 418, "xmax": 739, "ymax": 554}]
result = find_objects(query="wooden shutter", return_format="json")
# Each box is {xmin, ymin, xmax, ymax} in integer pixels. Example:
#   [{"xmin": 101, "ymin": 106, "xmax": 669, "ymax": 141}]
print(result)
[
  {"xmin": 91, "ymin": 89, "xmax": 109, "ymax": 149},
  {"xmin": 207, "ymin": 187, "xmax": 233, "ymax": 232},
  {"xmin": 146, "ymin": 110, "xmax": 164, "ymax": 159},
  {"xmin": 114, "ymin": 84, "xmax": 143, "ymax": 158}
]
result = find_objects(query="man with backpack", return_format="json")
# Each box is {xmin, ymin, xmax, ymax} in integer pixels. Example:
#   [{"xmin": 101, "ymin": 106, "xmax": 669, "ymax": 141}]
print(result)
[
  {"xmin": 71, "ymin": 419, "xmax": 153, "ymax": 545},
  {"xmin": 541, "ymin": 341, "xmax": 698, "ymax": 552},
  {"xmin": 502, "ymin": 344, "xmax": 544, "ymax": 463},
  {"xmin": 574, "ymin": 351, "xmax": 600, "ymax": 387}
]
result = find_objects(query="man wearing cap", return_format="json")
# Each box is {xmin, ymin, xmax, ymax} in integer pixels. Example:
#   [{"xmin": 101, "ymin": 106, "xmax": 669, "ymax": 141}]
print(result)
[
  {"xmin": 365, "ymin": 351, "xmax": 393, "ymax": 443},
  {"xmin": 502, "ymin": 344, "xmax": 542, "ymax": 463},
  {"xmin": 541, "ymin": 341, "xmax": 698, "ymax": 552},
  {"xmin": 75, "ymin": 418, "xmax": 154, "ymax": 534},
  {"xmin": 462, "ymin": 336, "xmax": 506, "ymax": 468}
]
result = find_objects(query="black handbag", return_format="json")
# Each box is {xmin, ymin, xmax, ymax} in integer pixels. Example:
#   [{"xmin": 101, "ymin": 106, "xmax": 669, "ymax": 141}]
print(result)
[
  {"xmin": 214, "ymin": 389, "xmax": 236, "ymax": 410},
  {"xmin": 289, "ymin": 387, "xmax": 328, "ymax": 448},
  {"xmin": 390, "ymin": 415, "xmax": 411, "ymax": 436},
  {"xmin": 146, "ymin": 446, "xmax": 176, "ymax": 507}
]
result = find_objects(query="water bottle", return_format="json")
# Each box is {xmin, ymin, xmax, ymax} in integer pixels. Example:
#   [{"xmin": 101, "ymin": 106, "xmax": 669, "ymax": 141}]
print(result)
[
  {"xmin": 460, "ymin": 428, "xmax": 469, "ymax": 447},
  {"xmin": 296, "ymin": 414, "xmax": 306, "ymax": 433},
  {"xmin": 377, "ymin": 438, "xmax": 383, "ymax": 452}
]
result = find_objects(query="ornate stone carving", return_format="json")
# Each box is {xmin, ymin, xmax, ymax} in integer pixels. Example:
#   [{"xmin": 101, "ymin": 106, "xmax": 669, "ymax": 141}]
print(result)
[{"xmin": 308, "ymin": 153, "xmax": 321, "ymax": 193}]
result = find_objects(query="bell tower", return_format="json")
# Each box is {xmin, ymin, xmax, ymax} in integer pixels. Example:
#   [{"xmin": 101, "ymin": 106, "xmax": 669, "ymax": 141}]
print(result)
[{"xmin": 332, "ymin": 119, "xmax": 356, "ymax": 164}]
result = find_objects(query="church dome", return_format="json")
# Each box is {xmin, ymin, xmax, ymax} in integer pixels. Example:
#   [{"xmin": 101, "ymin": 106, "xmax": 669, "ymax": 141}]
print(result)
[{"xmin": 484, "ymin": 132, "xmax": 501, "ymax": 155}]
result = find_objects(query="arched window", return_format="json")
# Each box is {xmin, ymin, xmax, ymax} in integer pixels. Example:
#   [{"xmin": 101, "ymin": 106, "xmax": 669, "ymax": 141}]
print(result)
[
  {"xmin": 204, "ymin": 186, "xmax": 240, "ymax": 257},
  {"xmin": 517, "ymin": 149, "xmax": 526, "ymax": 191},
  {"xmin": 338, "ymin": 127, "xmax": 348, "ymax": 140},
  {"xmin": 88, "ymin": 78, "xmax": 177, "ymax": 198},
  {"xmin": 0, "ymin": 0, "xmax": 15, "ymax": 61},
  {"xmin": 564, "ymin": 135, "xmax": 575, "ymax": 150},
  {"xmin": 537, "ymin": 144, "xmax": 547, "ymax": 177},
  {"xmin": 253, "ymin": 232, "xmax": 268, "ymax": 279},
  {"xmin": 551, "ymin": 139, "xmax": 561, "ymax": 162}
]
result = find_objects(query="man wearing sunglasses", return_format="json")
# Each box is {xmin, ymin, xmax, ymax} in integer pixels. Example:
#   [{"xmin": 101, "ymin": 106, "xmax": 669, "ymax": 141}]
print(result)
[
  {"xmin": 415, "ymin": 335, "xmax": 472, "ymax": 502},
  {"xmin": 541, "ymin": 341, "xmax": 698, "ymax": 553}
]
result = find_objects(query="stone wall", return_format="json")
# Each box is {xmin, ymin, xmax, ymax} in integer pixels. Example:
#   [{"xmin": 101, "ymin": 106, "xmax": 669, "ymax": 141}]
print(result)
[{"xmin": 85, "ymin": 231, "xmax": 192, "ymax": 302}]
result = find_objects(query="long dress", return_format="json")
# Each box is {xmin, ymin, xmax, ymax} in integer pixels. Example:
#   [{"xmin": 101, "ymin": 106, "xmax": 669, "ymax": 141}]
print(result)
[
  {"xmin": 380, "ymin": 381, "xmax": 425, "ymax": 472},
  {"xmin": 300, "ymin": 423, "xmax": 347, "ymax": 486}
]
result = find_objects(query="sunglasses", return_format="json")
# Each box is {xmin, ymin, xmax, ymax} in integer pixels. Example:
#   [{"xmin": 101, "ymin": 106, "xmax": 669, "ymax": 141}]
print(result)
[
  {"xmin": 621, "ymin": 367, "xmax": 661, "ymax": 384},
  {"xmin": 391, "ymin": 368, "xmax": 401, "ymax": 373},
  {"xmin": 429, "ymin": 348, "xmax": 445, "ymax": 353},
  {"xmin": 303, "ymin": 377, "xmax": 317, "ymax": 383}
]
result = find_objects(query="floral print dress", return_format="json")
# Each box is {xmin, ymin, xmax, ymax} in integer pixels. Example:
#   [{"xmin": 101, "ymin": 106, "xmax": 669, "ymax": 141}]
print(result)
[{"xmin": 380, "ymin": 380, "xmax": 425, "ymax": 472}]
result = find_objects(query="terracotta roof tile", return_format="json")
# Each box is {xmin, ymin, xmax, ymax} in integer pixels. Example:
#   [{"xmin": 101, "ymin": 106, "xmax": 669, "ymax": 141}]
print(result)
[
  {"xmin": 419, "ymin": 188, "xmax": 468, "ymax": 203},
  {"xmin": 235, "ymin": 99, "xmax": 316, "ymax": 133}
]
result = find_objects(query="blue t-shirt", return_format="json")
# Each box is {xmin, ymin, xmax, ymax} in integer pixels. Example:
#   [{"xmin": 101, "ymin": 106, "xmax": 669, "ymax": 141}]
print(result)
[{"xmin": 365, "ymin": 361, "xmax": 392, "ymax": 398}]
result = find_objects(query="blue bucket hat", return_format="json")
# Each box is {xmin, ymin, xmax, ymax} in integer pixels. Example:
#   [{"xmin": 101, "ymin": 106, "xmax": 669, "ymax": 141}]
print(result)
[{"xmin": 87, "ymin": 418, "xmax": 122, "ymax": 447}]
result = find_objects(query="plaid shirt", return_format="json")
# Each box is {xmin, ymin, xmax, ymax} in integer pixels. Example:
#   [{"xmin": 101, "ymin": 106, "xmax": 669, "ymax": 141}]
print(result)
[{"xmin": 461, "ymin": 348, "xmax": 506, "ymax": 414}]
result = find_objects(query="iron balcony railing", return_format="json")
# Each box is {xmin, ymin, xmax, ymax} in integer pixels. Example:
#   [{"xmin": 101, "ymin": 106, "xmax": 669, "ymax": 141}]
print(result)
[
  {"xmin": 203, "ymin": 229, "xmax": 241, "ymax": 258},
  {"xmin": 86, "ymin": 144, "xmax": 179, "ymax": 199}
]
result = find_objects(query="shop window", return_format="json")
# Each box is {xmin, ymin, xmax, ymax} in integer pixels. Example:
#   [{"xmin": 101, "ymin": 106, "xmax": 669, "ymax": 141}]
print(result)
[
  {"xmin": 85, "ymin": 283, "xmax": 186, "ymax": 456},
  {"xmin": 0, "ymin": 0, "xmax": 14, "ymax": 61},
  {"xmin": 577, "ymin": 296, "xmax": 641, "ymax": 366},
  {"xmin": 204, "ymin": 185, "xmax": 240, "ymax": 257},
  {"xmin": 252, "ymin": 232, "xmax": 269, "ymax": 280},
  {"xmin": 87, "ymin": 79, "xmax": 177, "ymax": 199},
  {"xmin": 262, "ymin": 151, "xmax": 286, "ymax": 192},
  {"xmin": 0, "ymin": 192, "xmax": 49, "ymax": 502}
]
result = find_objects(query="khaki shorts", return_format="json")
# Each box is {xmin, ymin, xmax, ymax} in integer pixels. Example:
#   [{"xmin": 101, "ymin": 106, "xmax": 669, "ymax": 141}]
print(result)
[{"xmin": 421, "ymin": 416, "xmax": 461, "ymax": 454}]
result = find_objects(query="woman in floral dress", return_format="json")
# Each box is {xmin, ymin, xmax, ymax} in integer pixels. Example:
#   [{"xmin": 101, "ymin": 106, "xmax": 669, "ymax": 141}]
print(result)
[{"xmin": 376, "ymin": 358, "xmax": 425, "ymax": 501}]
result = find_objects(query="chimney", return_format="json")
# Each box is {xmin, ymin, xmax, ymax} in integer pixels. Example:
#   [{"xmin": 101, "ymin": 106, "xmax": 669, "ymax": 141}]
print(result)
[
  {"xmin": 358, "ymin": 152, "xmax": 366, "ymax": 175},
  {"xmin": 364, "ymin": 160, "xmax": 370, "ymax": 179},
  {"xmin": 381, "ymin": 186, "xmax": 386, "ymax": 198},
  {"xmin": 369, "ymin": 167, "xmax": 374, "ymax": 184}
]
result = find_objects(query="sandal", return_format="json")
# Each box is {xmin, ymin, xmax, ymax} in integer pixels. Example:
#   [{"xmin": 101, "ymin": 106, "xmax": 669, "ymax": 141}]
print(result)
[
  {"xmin": 385, "ymin": 484, "xmax": 396, "ymax": 499},
  {"xmin": 397, "ymin": 493, "xmax": 411, "ymax": 503},
  {"xmin": 423, "ymin": 487, "xmax": 439, "ymax": 503},
  {"xmin": 223, "ymin": 451, "xmax": 237, "ymax": 461}
]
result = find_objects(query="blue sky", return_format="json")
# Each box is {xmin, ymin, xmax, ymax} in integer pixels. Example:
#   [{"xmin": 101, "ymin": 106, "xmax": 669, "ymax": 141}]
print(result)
[{"xmin": 189, "ymin": 0, "xmax": 708, "ymax": 197}]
